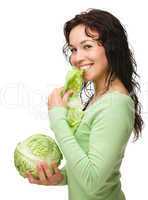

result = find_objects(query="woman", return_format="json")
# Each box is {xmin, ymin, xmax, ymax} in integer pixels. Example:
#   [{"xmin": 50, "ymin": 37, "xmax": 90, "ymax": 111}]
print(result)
[{"xmin": 26, "ymin": 9, "xmax": 144, "ymax": 200}]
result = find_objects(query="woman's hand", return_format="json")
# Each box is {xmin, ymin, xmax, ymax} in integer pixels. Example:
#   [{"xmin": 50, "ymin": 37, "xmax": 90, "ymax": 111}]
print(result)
[
  {"xmin": 26, "ymin": 161, "xmax": 64, "ymax": 186},
  {"xmin": 48, "ymin": 87, "xmax": 73, "ymax": 110}
]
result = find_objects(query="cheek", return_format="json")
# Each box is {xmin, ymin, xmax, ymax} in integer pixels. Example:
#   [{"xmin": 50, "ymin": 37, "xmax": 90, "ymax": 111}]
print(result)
[
  {"xmin": 102, "ymin": 52, "xmax": 108, "ymax": 66},
  {"xmin": 95, "ymin": 50, "xmax": 108, "ymax": 66}
]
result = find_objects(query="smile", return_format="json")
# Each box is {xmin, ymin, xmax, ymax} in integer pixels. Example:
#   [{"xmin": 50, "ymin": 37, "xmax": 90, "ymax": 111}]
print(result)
[{"xmin": 80, "ymin": 63, "xmax": 93, "ymax": 71}]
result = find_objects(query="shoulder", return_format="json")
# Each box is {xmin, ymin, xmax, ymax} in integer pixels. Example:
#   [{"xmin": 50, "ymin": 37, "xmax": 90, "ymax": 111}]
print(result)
[
  {"xmin": 100, "ymin": 91, "xmax": 134, "ymax": 117},
  {"xmin": 86, "ymin": 91, "xmax": 134, "ymax": 114},
  {"xmin": 87, "ymin": 93, "xmax": 135, "ymax": 138},
  {"xmin": 84, "ymin": 91, "xmax": 135, "ymax": 127},
  {"xmin": 109, "ymin": 91, "xmax": 134, "ymax": 109}
]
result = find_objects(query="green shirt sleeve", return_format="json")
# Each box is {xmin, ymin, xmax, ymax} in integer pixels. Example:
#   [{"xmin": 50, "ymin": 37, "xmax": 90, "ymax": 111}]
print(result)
[{"xmin": 48, "ymin": 97, "xmax": 134, "ymax": 196}]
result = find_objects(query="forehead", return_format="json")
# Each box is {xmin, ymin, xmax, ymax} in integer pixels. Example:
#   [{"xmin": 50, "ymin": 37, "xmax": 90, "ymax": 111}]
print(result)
[{"xmin": 69, "ymin": 24, "xmax": 99, "ymax": 46}]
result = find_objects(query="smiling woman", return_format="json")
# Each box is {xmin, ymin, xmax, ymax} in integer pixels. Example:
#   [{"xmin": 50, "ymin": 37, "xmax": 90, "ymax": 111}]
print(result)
[
  {"xmin": 26, "ymin": 8, "xmax": 144, "ymax": 200},
  {"xmin": 63, "ymin": 9, "xmax": 144, "ymax": 140}
]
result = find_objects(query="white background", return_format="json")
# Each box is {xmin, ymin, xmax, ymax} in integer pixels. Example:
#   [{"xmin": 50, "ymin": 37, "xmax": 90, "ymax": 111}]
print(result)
[{"xmin": 0, "ymin": 0, "xmax": 148, "ymax": 199}]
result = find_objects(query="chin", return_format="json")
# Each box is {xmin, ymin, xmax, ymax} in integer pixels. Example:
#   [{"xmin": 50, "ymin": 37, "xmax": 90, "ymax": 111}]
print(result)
[{"xmin": 83, "ymin": 74, "xmax": 95, "ymax": 82}]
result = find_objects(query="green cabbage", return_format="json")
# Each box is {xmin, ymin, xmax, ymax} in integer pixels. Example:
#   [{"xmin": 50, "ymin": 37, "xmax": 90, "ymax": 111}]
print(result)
[
  {"xmin": 14, "ymin": 134, "xmax": 63, "ymax": 178},
  {"xmin": 61, "ymin": 67, "xmax": 85, "ymax": 133},
  {"xmin": 61, "ymin": 67, "xmax": 84, "ymax": 95}
]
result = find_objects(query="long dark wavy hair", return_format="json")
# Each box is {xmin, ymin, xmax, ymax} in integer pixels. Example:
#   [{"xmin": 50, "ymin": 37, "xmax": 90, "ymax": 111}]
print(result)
[{"xmin": 62, "ymin": 8, "xmax": 144, "ymax": 142}]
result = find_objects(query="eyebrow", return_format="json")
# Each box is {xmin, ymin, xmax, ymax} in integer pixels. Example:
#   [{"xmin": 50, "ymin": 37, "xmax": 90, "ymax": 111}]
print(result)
[{"xmin": 69, "ymin": 39, "xmax": 95, "ymax": 47}]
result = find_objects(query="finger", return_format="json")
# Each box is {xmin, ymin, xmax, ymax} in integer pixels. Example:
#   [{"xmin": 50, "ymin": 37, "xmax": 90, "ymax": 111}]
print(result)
[
  {"xmin": 50, "ymin": 88, "xmax": 62, "ymax": 98},
  {"xmin": 63, "ymin": 90, "xmax": 73, "ymax": 103},
  {"xmin": 37, "ymin": 163, "xmax": 48, "ymax": 184},
  {"xmin": 58, "ymin": 86, "xmax": 64, "ymax": 90},
  {"xmin": 41, "ymin": 162, "xmax": 52, "ymax": 180},
  {"xmin": 59, "ymin": 87, "xmax": 65, "ymax": 96},
  {"xmin": 51, "ymin": 87, "xmax": 65, "ymax": 100},
  {"xmin": 48, "ymin": 94, "xmax": 51, "ymax": 101},
  {"xmin": 26, "ymin": 172, "xmax": 41, "ymax": 185},
  {"xmin": 55, "ymin": 87, "xmax": 64, "ymax": 94},
  {"xmin": 41, "ymin": 161, "xmax": 61, "ymax": 185},
  {"xmin": 51, "ymin": 161, "xmax": 60, "ymax": 174},
  {"xmin": 52, "ymin": 166, "xmax": 64, "ymax": 184},
  {"xmin": 48, "ymin": 95, "xmax": 52, "ymax": 108}
]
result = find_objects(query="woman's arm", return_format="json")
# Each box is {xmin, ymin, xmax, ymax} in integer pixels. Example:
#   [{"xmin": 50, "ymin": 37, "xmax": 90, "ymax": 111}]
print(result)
[{"xmin": 48, "ymin": 98, "xmax": 134, "ymax": 196}]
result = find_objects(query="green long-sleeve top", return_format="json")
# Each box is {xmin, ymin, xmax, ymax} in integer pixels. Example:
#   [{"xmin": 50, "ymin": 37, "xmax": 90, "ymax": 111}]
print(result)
[{"xmin": 48, "ymin": 91, "xmax": 135, "ymax": 200}]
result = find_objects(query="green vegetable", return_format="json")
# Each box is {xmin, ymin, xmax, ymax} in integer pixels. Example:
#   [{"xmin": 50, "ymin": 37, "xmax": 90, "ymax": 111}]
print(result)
[
  {"xmin": 61, "ymin": 67, "xmax": 84, "ymax": 95},
  {"xmin": 14, "ymin": 134, "xmax": 63, "ymax": 178},
  {"xmin": 61, "ymin": 67, "xmax": 85, "ymax": 133}
]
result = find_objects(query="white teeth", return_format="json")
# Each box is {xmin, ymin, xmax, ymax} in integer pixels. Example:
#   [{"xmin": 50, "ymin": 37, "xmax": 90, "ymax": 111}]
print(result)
[{"xmin": 81, "ymin": 65, "xmax": 92, "ymax": 70}]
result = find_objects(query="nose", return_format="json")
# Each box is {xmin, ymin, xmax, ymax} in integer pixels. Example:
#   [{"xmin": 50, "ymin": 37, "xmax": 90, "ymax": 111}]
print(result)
[{"xmin": 71, "ymin": 50, "xmax": 86, "ymax": 67}]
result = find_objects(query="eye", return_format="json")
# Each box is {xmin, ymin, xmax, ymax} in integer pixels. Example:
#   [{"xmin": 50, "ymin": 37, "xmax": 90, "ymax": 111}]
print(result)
[
  {"xmin": 70, "ymin": 48, "xmax": 77, "ymax": 53},
  {"xmin": 84, "ymin": 45, "xmax": 92, "ymax": 49}
]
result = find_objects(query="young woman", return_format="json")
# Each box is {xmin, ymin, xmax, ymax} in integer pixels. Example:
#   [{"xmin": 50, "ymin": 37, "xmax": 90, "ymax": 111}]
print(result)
[{"xmin": 26, "ymin": 9, "xmax": 144, "ymax": 200}]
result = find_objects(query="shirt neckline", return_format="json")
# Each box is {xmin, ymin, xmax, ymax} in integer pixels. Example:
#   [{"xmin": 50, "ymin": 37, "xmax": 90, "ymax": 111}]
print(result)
[{"xmin": 83, "ymin": 90, "xmax": 134, "ymax": 111}]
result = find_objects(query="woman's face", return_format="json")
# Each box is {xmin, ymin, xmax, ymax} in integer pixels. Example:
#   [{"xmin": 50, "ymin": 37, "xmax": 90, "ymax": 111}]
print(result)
[{"xmin": 69, "ymin": 24, "xmax": 109, "ymax": 82}]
